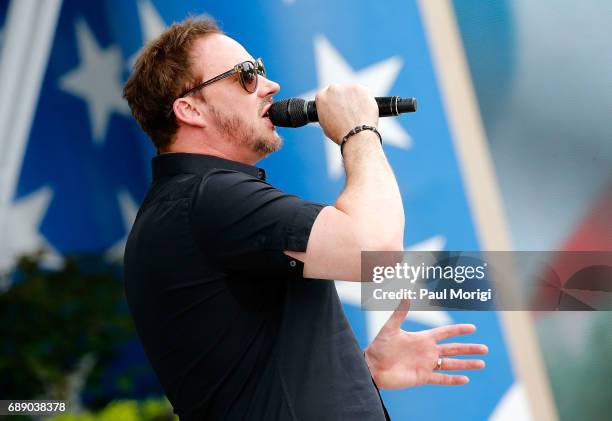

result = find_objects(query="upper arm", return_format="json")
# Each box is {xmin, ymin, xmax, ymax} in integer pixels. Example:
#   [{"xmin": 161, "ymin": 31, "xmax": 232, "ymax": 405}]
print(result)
[
  {"xmin": 285, "ymin": 206, "xmax": 364, "ymax": 281},
  {"xmin": 285, "ymin": 201, "xmax": 407, "ymax": 282},
  {"xmin": 191, "ymin": 170, "xmax": 396, "ymax": 283}
]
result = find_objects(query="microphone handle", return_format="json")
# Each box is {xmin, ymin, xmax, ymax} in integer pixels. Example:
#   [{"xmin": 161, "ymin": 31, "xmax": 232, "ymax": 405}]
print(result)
[{"xmin": 306, "ymin": 96, "xmax": 417, "ymax": 123}]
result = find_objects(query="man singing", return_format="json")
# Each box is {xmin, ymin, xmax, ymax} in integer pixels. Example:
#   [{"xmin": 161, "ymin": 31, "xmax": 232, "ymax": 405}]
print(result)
[{"xmin": 123, "ymin": 17, "xmax": 487, "ymax": 421}]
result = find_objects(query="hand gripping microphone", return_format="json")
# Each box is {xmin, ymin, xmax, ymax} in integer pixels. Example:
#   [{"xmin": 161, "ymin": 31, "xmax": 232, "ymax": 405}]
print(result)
[{"xmin": 268, "ymin": 96, "xmax": 417, "ymax": 128}]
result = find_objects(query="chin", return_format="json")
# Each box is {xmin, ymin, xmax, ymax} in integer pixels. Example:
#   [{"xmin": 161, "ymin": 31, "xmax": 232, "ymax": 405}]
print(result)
[
  {"xmin": 270, "ymin": 132, "xmax": 283, "ymax": 151},
  {"xmin": 254, "ymin": 133, "xmax": 283, "ymax": 155}
]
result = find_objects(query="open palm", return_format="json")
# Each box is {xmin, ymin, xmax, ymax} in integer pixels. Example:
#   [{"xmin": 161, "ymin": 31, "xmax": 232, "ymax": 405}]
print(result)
[{"xmin": 364, "ymin": 300, "xmax": 488, "ymax": 389}]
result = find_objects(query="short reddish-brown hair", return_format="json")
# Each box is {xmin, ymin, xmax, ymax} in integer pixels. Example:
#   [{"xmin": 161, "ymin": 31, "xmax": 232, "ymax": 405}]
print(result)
[{"xmin": 123, "ymin": 17, "xmax": 221, "ymax": 150}]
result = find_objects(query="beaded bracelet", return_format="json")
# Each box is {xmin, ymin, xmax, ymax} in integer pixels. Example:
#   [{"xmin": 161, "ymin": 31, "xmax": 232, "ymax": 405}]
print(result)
[{"xmin": 340, "ymin": 125, "xmax": 382, "ymax": 156}]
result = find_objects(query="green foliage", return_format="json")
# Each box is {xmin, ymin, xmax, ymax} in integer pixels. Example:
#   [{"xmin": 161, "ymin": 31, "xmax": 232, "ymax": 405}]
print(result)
[
  {"xmin": 0, "ymin": 253, "xmax": 134, "ymax": 400},
  {"xmin": 47, "ymin": 398, "xmax": 178, "ymax": 421},
  {"xmin": 540, "ymin": 312, "xmax": 612, "ymax": 421}
]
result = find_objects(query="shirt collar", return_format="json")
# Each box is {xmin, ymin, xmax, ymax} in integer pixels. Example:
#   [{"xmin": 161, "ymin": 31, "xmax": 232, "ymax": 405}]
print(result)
[{"xmin": 152, "ymin": 153, "xmax": 266, "ymax": 181}]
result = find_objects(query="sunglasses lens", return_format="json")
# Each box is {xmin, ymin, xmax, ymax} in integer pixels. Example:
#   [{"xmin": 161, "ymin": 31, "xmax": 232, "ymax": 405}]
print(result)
[
  {"xmin": 256, "ymin": 59, "xmax": 266, "ymax": 77},
  {"xmin": 240, "ymin": 62, "xmax": 258, "ymax": 93}
]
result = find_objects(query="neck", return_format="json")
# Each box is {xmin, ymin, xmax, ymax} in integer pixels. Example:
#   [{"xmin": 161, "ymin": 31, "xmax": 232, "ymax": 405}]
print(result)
[{"xmin": 161, "ymin": 135, "xmax": 262, "ymax": 165}]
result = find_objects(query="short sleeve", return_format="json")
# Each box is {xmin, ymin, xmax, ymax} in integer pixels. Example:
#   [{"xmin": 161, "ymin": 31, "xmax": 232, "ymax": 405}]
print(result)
[{"xmin": 190, "ymin": 170, "xmax": 324, "ymax": 278}]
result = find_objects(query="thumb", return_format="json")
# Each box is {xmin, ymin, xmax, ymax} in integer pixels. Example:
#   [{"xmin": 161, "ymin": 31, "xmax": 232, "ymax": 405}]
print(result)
[{"xmin": 385, "ymin": 298, "xmax": 410, "ymax": 331}]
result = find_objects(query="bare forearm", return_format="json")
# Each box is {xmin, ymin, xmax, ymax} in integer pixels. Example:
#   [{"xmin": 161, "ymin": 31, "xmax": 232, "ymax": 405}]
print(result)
[{"xmin": 335, "ymin": 131, "xmax": 404, "ymax": 249}]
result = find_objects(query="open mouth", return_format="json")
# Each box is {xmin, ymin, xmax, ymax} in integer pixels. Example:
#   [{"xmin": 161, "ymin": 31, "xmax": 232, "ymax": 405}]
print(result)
[{"xmin": 261, "ymin": 104, "xmax": 272, "ymax": 119}]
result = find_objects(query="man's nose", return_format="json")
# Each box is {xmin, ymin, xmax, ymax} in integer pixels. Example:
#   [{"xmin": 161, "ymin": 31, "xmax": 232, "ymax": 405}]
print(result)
[{"xmin": 258, "ymin": 76, "xmax": 280, "ymax": 98}]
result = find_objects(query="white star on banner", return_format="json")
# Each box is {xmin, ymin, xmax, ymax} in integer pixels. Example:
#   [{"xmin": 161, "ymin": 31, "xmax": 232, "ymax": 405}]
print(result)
[
  {"xmin": 59, "ymin": 18, "xmax": 130, "ymax": 144},
  {"xmin": 300, "ymin": 35, "xmax": 413, "ymax": 179},
  {"xmin": 105, "ymin": 190, "xmax": 139, "ymax": 263},
  {"xmin": 335, "ymin": 235, "xmax": 449, "ymax": 342},
  {"xmin": 128, "ymin": 0, "xmax": 167, "ymax": 68},
  {"xmin": 0, "ymin": 187, "xmax": 62, "ymax": 273},
  {"xmin": 489, "ymin": 382, "xmax": 532, "ymax": 421}
]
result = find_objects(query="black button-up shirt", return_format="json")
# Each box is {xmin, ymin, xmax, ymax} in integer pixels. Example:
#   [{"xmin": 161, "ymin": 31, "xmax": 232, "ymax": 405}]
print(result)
[{"xmin": 124, "ymin": 153, "xmax": 388, "ymax": 420}]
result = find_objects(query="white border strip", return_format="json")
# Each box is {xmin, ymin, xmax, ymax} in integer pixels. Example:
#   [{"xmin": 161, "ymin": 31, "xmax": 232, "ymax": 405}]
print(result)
[
  {"xmin": 0, "ymin": 0, "xmax": 63, "ymax": 255},
  {"xmin": 416, "ymin": 1, "xmax": 558, "ymax": 420}
]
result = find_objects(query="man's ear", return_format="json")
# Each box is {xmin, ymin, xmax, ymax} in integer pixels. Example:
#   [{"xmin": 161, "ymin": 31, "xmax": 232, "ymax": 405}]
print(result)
[{"xmin": 172, "ymin": 97, "xmax": 207, "ymax": 128}]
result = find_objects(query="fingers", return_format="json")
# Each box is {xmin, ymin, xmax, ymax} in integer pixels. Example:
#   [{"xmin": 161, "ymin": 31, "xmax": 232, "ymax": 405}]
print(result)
[
  {"xmin": 385, "ymin": 299, "xmax": 411, "ymax": 331},
  {"xmin": 427, "ymin": 373, "xmax": 470, "ymax": 386},
  {"xmin": 430, "ymin": 324, "xmax": 476, "ymax": 341},
  {"xmin": 438, "ymin": 343, "xmax": 488, "ymax": 356},
  {"xmin": 435, "ymin": 358, "xmax": 485, "ymax": 371},
  {"xmin": 315, "ymin": 84, "xmax": 378, "ymax": 143}
]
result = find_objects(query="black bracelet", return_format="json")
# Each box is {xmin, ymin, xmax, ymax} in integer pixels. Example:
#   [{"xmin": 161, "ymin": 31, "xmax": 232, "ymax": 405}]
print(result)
[{"xmin": 340, "ymin": 125, "xmax": 382, "ymax": 156}]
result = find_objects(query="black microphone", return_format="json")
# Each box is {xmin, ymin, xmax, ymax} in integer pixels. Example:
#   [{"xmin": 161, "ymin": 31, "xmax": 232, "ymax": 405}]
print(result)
[{"xmin": 268, "ymin": 96, "xmax": 417, "ymax": 128}]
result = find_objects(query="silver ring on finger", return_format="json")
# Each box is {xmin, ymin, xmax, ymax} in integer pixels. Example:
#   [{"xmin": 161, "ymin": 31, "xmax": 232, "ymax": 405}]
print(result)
[{"xmin": 435, "ymin": 357, "xmax": 443, "ymax": 370}]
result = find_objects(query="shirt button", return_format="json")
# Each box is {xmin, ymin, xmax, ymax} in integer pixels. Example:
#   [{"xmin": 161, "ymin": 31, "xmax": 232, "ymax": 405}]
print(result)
[
  {"xmin": 289, "ymin": 260, "xmax": 297, "ymax": 267},
  {"xmin": 257, "ymin": 169, "xmax": 264, "ymax": 179}
]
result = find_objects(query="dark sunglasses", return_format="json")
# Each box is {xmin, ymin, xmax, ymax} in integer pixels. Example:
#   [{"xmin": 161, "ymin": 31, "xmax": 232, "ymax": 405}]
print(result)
[{"xmin": 178, "ymin": 58, "xmax": 266, "ymax": 98}]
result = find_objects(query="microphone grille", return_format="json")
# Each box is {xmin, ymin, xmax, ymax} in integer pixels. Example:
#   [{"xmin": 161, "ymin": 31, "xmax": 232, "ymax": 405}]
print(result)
[{"xmin": 269, "ymin": 98, "xmax": 309, "ymax": 128}]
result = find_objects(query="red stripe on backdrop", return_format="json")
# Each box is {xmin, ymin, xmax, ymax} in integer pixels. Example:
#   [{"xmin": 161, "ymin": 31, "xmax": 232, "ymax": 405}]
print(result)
[
  {"xmin": 562, "ymin": 179, "xmax": 612, "ymax": 251},
  {"xmin": 531, "ymin": 179, "xmax": 612, "ymax": 310}
]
